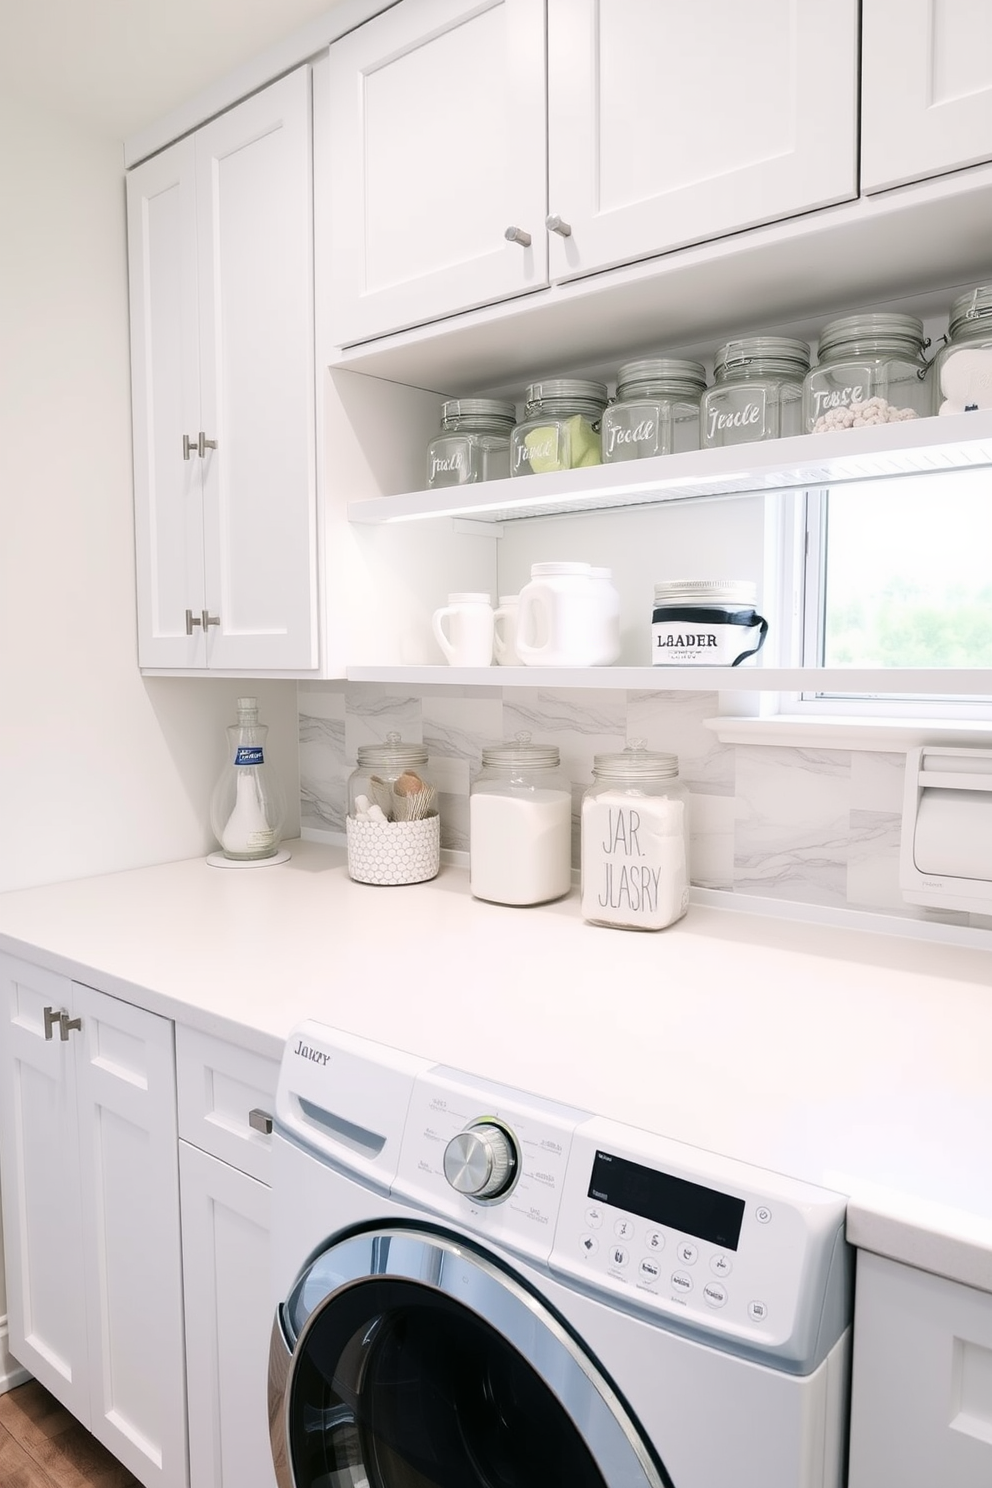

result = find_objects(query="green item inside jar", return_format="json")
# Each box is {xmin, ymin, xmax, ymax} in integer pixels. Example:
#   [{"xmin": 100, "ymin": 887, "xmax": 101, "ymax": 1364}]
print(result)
[{"xmin": 524, "ymin": 415, "xmax": 601, "ymax": 472}]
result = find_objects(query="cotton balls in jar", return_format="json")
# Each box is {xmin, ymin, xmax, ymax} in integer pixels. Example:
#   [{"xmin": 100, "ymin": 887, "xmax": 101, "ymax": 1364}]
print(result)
[{"xmin": 812, "ymin": 396, "xmax": 918, "ymax": 433}]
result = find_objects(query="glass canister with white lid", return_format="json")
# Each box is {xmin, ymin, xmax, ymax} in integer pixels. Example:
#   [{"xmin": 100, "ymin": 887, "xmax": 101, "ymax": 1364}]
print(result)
[
  {"xmin": 510, "ymin": 379, "xmax": 608, "ymax": 476},
  {"xmin": 469, "ymin": 734, "xmax": 572, "ymax": 905},
  {"xmin": 700, "ymin": 337, "xmax": 810, "ymax": 448},
  {"xmin": 580, "ymin": 745, "xmax": 690, "ymax": 931},
  {"xmin": 933, "ymin": 285, "xmax": 992, "ymax": 416},
  {"xmin": 803, "ymin": 313, "xmax": 930, "ymax": 433},
  {"xmin": 426, "ymin": 398, "xmax": 516, "ymax": 487},
  {"xmin": 346, "ymin": 732, "xmax": 440, "ymax": 885},
  {"xmin": 601, "ymin": 357, "xmax": 707, "ymax": 461}
]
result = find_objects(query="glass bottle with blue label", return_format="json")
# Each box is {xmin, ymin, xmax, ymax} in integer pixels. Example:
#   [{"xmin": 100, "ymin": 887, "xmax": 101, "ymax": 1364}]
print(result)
[
  {"xmin": 700, "ymin": 337, "xmax": 810, "ymax": 448},
  {"xmin": 209, "ymin": 696, "xmax": 286, "ymax": 861}
]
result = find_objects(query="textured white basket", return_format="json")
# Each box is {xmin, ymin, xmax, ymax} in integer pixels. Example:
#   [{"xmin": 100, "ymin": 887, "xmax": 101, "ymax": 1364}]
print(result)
[{"xmin": 346, "ymin": 814, "xmax": 440, "ymax": 885}]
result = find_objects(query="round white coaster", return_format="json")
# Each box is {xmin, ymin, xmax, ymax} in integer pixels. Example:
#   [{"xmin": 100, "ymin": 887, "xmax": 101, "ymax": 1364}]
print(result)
[{"xmin": 206, "ymin": 848, "xmax": 292, "ymax": 869}]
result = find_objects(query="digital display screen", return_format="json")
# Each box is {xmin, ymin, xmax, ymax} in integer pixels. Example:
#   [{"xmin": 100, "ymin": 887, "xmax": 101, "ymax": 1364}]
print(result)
[{"xmin": 588, "ymin": 1151, "xmax": 745, "ymax": 1251}]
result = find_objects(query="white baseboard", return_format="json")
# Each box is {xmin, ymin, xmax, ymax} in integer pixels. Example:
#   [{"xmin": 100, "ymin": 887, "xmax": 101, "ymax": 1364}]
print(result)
[{"xmin": 0, "ymin": 1317, "xmax": 30, "ymax": 1394}]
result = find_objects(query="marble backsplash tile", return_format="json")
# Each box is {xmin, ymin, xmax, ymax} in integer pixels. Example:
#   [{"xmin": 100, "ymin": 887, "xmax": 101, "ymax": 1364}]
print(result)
[{"xmin": 297, "ymin": 684, "xmax": 987, "ymax": 931}]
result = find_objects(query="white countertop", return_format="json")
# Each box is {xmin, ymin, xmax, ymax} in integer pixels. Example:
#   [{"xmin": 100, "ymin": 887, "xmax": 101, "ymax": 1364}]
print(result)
[{"xmin": 1, "ymin": 840, "xmax": 990, "ymax": 1290}]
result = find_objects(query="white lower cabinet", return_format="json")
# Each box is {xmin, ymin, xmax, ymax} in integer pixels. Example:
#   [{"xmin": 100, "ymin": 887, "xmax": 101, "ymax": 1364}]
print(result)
[
  {"xmin": 848, "ymin": 1249, "xmax": 992, "ymax": 1488},
  {"xmin": 177, "ymin": 1026, "xmax": 279, "ymax": 1488},
  {"xmin": 0, "ymin": 955, "xmax": 187, "ymax": 1488}
]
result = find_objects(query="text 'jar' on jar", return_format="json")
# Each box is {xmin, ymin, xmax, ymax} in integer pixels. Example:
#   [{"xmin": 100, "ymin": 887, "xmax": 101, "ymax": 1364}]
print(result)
[
  {"xmin": 700, "ymin": 337, "xmax": 810, "ymax": 448},
  {"xmin": 510, "ymin": 379, "xmax": 608, "ymax": 476},
  {"xmin": 601, "ymin": 357, "xmax": 707, "ymax": 462},
  {"xmin": 803, "ymin": 313, "xmax": 930, "ymax": 433},
  {"xmin": 469, "ymin": 736, "xmax": 572, "ymax": 906},
  {"xmin": 580, "ymin": 746, "xmax": 690, "ymax": 932},
  {"xmin": 426, "ymin": 398, "xmax": 516, "ymax": 488}
]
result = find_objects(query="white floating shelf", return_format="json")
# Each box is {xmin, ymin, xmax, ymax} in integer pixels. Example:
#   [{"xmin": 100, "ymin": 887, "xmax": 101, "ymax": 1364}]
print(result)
[
  {"xmin": 346, "ymin": 411, "xmax": 992, "ymax": 525},
  {"xmin": 345, "ymin": 665, "xmax": 992, "ymax": 696}
]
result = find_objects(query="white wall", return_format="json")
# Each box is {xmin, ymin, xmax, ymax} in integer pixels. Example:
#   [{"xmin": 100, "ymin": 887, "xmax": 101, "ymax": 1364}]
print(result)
[{"xmin": 0, "ymin": 92, "xmax": 300, "ymax": 896}]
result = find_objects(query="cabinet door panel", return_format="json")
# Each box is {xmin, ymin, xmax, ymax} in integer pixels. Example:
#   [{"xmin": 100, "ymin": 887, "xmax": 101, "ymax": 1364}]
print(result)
[
  {"xmin": 863, "ymin": 0, "xmax": 992, "ymax": 192},
  {"xmin": 72, "ymin": 982, "xmax": 187, "ymax": 1488},
  {"xmin": 127, "ymin": 139, "xmax": 207, "ymax": 669},
  {"xmin": 548, "ymin": 0, "xmax": 858, "ymax": 281},
  {"xmin": 0, "ymin": 959, "xmax": 89, "ymax": 1422},
  {"xmin": 327, "ymin": 0, "xmax": 548, "ymax": 344},
  {"xmin": 196, "ymin": 66, "xmax": 318, "ymax": 672},
  {"xmin": 180, "ymin": 1142, "xmax": 276, "ymax": 1488}
]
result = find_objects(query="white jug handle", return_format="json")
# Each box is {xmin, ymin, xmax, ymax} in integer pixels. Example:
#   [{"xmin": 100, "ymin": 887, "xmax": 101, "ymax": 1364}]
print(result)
[
  {"xmin": 432, "ymin": 606, "xmax": 455, "ymax": 662},
  {"xmin": 514, "ymin": 588, "xmax": 549, "ymax": 663}
]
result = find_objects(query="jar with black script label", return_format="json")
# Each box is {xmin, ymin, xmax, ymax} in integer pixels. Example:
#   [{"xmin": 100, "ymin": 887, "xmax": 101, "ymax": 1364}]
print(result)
[
  {"xmin": 580, "ymin": 746, "xmax": 690, "ymax": 932},
  {"xmin": 803, "ymin": 313, "xmax": 930, "ymax": 433},
  {"xmin": 601, "ymin": 358, "xmax": 707, "ymax": 462},
  {"xmin": 426, "ymin": 398, "xmax": 516, "ymax": 488},
  {"xmin": 700, "ymin": 337, "xmax": 809, "ymax": 449}
]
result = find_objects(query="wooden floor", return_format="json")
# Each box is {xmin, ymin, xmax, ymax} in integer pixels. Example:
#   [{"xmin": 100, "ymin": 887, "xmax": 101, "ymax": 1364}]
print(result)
[{"xmin": 0, "ymin": 1381, "xmax": 140, "ymax": 1488}]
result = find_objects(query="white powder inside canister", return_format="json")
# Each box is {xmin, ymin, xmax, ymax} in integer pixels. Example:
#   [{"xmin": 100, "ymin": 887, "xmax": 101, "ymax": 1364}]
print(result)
[
  {"xmin": 580, "ymin": 790, "xmax": 688, "ymax": 930},
  {"xmin": 470, "ymin": 789, "xmax": 572, "ymax": 905}
]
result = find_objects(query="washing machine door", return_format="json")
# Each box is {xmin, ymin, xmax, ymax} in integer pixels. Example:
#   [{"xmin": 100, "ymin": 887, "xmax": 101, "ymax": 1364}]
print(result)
[{"xmin": 269, "ymin": 1224, "xmax": 673, "ymax": 1488}]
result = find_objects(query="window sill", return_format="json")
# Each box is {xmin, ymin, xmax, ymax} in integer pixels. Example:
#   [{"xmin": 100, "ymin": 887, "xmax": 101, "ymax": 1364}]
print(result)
[{"xmin": 703, "ymin": 714, "xmax": 992, "ymax": 751}]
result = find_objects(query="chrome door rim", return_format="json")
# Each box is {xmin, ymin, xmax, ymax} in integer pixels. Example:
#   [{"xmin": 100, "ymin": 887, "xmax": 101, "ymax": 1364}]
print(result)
[{"xmin": 270, "ymin": 1222, "xmax": 672, "ymax": 1488}]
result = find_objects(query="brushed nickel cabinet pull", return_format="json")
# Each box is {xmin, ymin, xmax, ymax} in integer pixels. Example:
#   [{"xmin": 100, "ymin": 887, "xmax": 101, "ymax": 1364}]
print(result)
[
  {"xmin": 504, "ymin": 225, "xmax": 532, "ymax": 247},
  {"xmin": 43, "ymin": 1006, "xmax": 61, "ymax": 1041},
  {"xmin": 59, "ymin": 1013, "xmax": 82, "ymax": 1040},
  {"xmin": 185, "ymin": 609, "xmax": 203, "ymax": 635},
  {"xmin": 546, "ymin": 214, "xmax": 572, "ymax": 236},
  {"xmin": 202, "ymin": 612, "xmax": 220, "ymax": 631},
  {"xmin": 248, "ymin": 1108, "xmax": 273, "ymax": 1136}
]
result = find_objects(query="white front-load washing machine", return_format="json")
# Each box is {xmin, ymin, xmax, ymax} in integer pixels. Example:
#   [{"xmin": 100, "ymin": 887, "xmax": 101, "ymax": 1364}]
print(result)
[{"xmin": 268, "ymin": 1022, "xmax": 852, "ymax": 1488}]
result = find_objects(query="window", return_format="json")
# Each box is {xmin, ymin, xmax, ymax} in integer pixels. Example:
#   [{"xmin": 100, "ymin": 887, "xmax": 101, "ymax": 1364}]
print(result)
[{"xmin": 793, "ymin": 467, "xmax": 992, "ymax": 715}]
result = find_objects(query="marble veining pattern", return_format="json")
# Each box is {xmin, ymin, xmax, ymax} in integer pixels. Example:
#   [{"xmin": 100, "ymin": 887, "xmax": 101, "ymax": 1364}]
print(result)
[
  {"xmin": 627, "ymin": 690, "xmax": 734, "ymax": 794},
  {"xmin": 734, "ymin": 745, "xmax": 852, "ymax": 906}
]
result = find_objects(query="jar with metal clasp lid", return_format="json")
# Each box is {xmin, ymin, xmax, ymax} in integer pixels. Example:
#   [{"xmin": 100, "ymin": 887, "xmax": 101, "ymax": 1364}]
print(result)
[
  {"xmin": 700, "ymin": 337, "xmax": 810, "ymax": 448},
  {"xmin": 346, "ymin": 732, "xmax": 439, "ymax": 885},
  {"xmin": 803, "ymin": 313, "xmax": 930, "ymax": 433},
  {"xmin": 932, "ymin": 285, "xmax": 992, "ymax": 416},
  {"xmin": 426, "ymin": 398, "xmax": 516, "ymax": 488},
  {"xmin": 580, "ymin": 745, "xmax": 690, "ymax": 931},
  {"xmin": 601, "ymin": 358, "xmax": 707, "ymax": 461},
  {"xmin": 469, "ymin": 734, "xmax": 572, "ymax": 906},
  {"xmin": 510, "ymin": 379, "xmax": 608, "ymax": 476}
]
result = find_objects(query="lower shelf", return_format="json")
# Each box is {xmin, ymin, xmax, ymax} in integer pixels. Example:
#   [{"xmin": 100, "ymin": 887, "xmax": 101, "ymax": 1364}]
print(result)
[{"xmin": 345, "ymin": 665, "xmax": 992, "ymax": 695}]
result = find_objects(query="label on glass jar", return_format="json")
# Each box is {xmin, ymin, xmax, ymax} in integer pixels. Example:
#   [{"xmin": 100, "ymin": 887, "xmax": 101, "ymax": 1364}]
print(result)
[
  {"xmin": 705, "ymin": 390, "xmax": 766, "ymax": 444},
  {"xmin": 581, "ymin": 792, "xmax": 688, "ymax": 930},
  {"xmin": 809, "ymin": 380, "xmax": 868, "ymax": 420},
  {"xmin": 429, "ymin": 448, "xmax": 466, "ymax": 483},
  {"xmin": 603, "ymin": 411, "xmax": 659, "ymax": 459},
  {"xmin": 516, "ymin": 426, "xmax": 561, "ymax": 474},
  {"xmin": 235, "ymin": 746, "xmax": 264, "ymax": 766}
]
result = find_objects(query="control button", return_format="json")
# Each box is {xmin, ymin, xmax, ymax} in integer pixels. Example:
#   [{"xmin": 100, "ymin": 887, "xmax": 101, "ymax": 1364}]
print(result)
[
  {"xmin": 579, "ymin": 1234, "xmax": 599, "ymax": 1257},
  {"xmin": 710, "ymin": 1254, "xmax": 732, "ymax": 1277},
  {"xmin": 677, "ymin": 1242, "xmax": 698, "ymax": 1265},
  {"xmin": 609, "ymin": 1245, "xmax": 630, "ymax": 1268},
  {"xmin": 755, "ymin": 1206, "xmax": 772, "ymax": 1224},
  {"xmin": 585, "ymin": 1206, "xmax": 604, "ymax": 1230},
  {"xmin": 645, "ymin": 1230, "xmax": 665, "ymax": 1251},
  {"xmin": 614, "ymin": 1217, "xmax": 635, "ymax": 1241},
  {"xmin": 639, "ymin": 1258, "xmax": 661, "ymax": 1282},
  {"xmin": 703, "ymin": 1283, "xmax": 727, "ymax": 1308},
  {"xmin": 748, "ymin": 1300, "xmax": 768, "ymax": 1321},
  {"xmin": 443, "ymin": 1122, "xmax": 517, "ymax": 1200},
  {"xmin": 671, "ymin": 1271, "xmax": 693, "ymax": 1294}
]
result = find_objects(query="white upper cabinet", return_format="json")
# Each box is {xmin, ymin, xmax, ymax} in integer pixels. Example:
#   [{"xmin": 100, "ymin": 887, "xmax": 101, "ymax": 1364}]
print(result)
[
  {"xmin": 327, "ymin": 0, "xmax": 548, "ymax": 347},
  {"xmin": 128, "ymin": 67, "xmax": 318, "ymax": 672},
  {"xmin": 546, "ymin": 0, "xmax": 858, "ymax": 284},
  {"xmin": 326, "ymin": 0, "xmax": 858, "ymax": 345},
  {"xmin": 862, "ymin": 0, "xmax": 992, "ymax": 193}
]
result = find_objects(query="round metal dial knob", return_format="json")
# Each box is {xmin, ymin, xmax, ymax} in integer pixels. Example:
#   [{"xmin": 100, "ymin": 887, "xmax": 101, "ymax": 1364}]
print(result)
[{"xmin": 443, "ymin": 1122, "xmax": 517, "ymax": 1200}]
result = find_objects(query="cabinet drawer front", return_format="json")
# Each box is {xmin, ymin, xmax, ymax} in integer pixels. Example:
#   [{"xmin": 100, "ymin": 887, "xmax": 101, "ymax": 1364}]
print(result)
[{"xmin": 177, "ymin": 1025, "xmax": 279, "ymax": 1183}]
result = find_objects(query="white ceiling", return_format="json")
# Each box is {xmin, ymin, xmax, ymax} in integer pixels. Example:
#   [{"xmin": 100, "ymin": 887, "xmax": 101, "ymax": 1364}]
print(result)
[{"xmin": 0, "ymin": 0, "xmax": 350, "ymax": 140}]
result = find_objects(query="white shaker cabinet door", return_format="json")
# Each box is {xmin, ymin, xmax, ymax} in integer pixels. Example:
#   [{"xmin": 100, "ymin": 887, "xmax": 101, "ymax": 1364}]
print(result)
[
  {"xmin": 546, "ymin": 0, "xmax": 858, "ymax": 282},
  {"xmin": 179, "ymin": 1143, "xmax": 276, "ymax": 1488},
  {"xmin": 862, "ymin": 0, "xmax": 992, "ymax": 192},
  {"xmin": 326, "ymin": 0, "xmax": 548, "ymax": 345},
  {"xmin": 0, "ymin": 958, "xmax": 89, "ymax": 1424},
  {"xmin": 72, "ymin": 981, "xmax": 187, "ymax": 1488},
  {"xmin": 195, "ymin": 68, "xmax": 319, "ymax": 672},
  {"xmin": 127, "ymin": 138, "xmax": 206, "ymax": 670}
]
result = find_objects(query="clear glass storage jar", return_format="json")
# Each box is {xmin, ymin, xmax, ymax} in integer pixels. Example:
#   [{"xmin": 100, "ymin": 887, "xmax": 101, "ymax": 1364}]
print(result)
[
  {"xmin": 510, "ymin": 379, "xmax": 608, "ymax": 476},
  {"xmin": 470, "ymin": 736, "xmax": 572, "ymax": 906},
  {"xmin": 580, "ymin": 746, "xmax": 690, "ymax": 931},
  {"xmin": 803, "ymin": 313, "xmax": 930, "ymax": 433},
  {"xmin": 651, "ymin": 578, "xmax": 768, "ymax": 667},
  {"xmin": 700, "ymin": 337, "xmax": 809, "ymax": 448},
  {"xmin": 933, "ymin": 285, "xmax": 992, "ymax": 416},
  {"xmin": 426, "ymin": 398, "xmax": 516, "ymax": 487},
  {"xmin": 601, "ymin": 358, "xmax": 707, "ymax": 461},
  {"xmin": 346, "ymin": 732, "xmax": 439, "ymax": 885}
]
